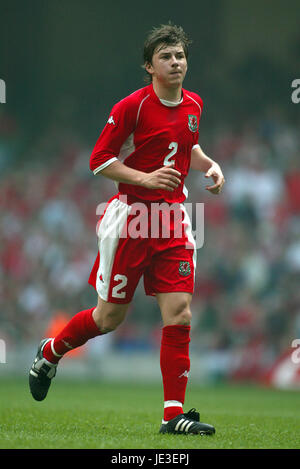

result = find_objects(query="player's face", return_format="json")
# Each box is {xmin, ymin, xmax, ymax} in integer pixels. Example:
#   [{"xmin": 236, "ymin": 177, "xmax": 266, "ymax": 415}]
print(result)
[{"xmin": 146, "ymin": 43, "xmax": 187, "ymax": 88}]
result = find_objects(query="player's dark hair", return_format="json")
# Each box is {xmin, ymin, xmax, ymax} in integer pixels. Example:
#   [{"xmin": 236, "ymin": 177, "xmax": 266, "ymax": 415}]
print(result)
[{"xmin": 142, "ymin": 22, "xmax": 192, "ymax": 83}]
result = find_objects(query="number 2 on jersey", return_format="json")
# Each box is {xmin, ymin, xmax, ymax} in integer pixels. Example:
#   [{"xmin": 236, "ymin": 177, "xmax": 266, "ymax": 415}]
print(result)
[{"xmin": 163, "ymin": 142, "xmax": 178, "ymax": 166}]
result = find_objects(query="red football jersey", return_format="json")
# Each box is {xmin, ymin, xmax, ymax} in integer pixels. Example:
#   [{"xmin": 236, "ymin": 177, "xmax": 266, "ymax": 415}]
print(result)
[{"xmin": 90, "ymin": 83, "xmax": 203, "ymax": 202}]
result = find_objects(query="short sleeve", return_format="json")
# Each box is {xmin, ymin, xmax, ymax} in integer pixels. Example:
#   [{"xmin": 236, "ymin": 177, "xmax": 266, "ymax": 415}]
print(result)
[{"xmin": 90, "ymin": 97, "xmax": 137, "ymax": 175}]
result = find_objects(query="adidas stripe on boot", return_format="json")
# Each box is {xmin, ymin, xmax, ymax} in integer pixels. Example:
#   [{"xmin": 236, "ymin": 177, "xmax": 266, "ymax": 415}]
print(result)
[{"xmin": 159, "ymin": 408, "xmax": 215, "ymax": 435}]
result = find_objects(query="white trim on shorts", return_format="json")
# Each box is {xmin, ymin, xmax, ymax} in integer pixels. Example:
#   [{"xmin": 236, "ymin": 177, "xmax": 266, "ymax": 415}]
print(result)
[
  {"xmin": 96, "ymin": 197, "xmax": 132, "ymax": 301},
  {"xmin": 180, "ymin": 204, "xmax": 197, "ymax": 282}
]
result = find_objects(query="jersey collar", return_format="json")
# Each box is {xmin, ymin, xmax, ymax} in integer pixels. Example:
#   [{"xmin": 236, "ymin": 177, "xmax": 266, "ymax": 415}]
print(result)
[{"xmin": 149, "ymin": 83, "xmax": 185, "ymax": 107}]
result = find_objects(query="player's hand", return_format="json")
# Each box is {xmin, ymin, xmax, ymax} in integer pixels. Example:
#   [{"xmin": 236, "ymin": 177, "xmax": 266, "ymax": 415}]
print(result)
[
  {"xmin": 205, "ymin": 163, "xmax": 225, "ymax": 194},
  {"xmin": 141, "ymin": 163, "xmax": 181, "ymax": 192}
]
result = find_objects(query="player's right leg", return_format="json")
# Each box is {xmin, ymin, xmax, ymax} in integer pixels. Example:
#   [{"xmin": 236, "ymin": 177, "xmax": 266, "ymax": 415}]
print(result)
[
  {"xmin": 29, "ymin": 193, "xmax": 148, "ymax": 401},
  {"xmin": 29, "ymin": 296, "xmax": 130, "ymax": 401}
]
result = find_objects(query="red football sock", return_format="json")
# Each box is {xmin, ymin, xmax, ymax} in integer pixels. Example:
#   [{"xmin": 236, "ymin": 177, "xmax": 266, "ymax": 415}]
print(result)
[
  {"xmin": 43, "ymin": 308, "xmax": 102, "ymax": 364},
  {"xmin": 160, "ymin": 324, "xmax": 191, "ymax": 421}
]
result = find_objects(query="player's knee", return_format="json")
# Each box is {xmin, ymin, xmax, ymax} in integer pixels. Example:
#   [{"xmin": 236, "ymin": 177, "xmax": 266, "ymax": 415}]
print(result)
[
  {"xmin": 99, "ymin": 322, "xmax": 118, "ymax": 334},
  {"xmin": 175, "ymin": 307, "xmax": 192, "ymax": 325},
  {"xmin": 93, "ymin": 304, "xmax": 126, "ymax": 334},
  {"xmin": 170, "ymin": 300, "xmax": 192, "ymax": 326},
  {"xmin": 95, "ymin": 313, "xmax": 123, "ymax": 334}
]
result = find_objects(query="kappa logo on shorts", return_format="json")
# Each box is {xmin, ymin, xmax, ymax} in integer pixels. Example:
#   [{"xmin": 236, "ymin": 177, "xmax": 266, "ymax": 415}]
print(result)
[
  {"xmin": 178, "ymin": 261, "xmax": 191, "ymax": 277},
  {"xmin": 188, "ymin": 114, "xmax": 198, "ymax": 133}
]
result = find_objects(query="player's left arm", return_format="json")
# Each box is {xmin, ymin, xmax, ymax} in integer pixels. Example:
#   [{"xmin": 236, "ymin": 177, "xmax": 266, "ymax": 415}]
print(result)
[{"xmin": 190, "ymin": 144, "xmax": 225, "ymax": 194}]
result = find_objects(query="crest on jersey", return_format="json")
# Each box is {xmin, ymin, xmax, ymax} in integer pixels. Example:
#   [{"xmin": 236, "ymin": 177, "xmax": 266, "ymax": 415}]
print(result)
[
  {"xmin": 179, "ymin": 261, "xmax": 191, "ymax": 277},
  {"xmin": 188, "ymin": 114, "xmax": 198, "ymax": 132}
]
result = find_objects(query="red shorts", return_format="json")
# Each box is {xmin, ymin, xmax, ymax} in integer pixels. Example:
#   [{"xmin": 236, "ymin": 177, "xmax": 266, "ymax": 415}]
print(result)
[{"xmin": 88, "ymin": 193, "xmax": 196, "ymax": 304}]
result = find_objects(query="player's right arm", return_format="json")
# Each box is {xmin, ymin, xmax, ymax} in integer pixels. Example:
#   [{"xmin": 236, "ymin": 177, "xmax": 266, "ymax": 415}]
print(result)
[
  {"xmin": 90, "ymin": 95, "xmax": 181, "ymax": 192},
  {"xmin": 101, "ymin": 160, "xmax": 181, "ymax": 192}
]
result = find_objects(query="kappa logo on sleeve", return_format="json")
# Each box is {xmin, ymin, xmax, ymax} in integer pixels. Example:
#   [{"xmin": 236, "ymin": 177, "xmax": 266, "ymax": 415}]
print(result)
[{"xmin": 107, "ymin": 115, "xmax": 116, "ymax": 125}]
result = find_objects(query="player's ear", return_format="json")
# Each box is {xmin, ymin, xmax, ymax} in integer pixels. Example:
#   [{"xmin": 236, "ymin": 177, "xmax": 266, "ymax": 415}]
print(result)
[{"xmin": 145, "ymin": 61, "xmax": 153, "ymax": 75}]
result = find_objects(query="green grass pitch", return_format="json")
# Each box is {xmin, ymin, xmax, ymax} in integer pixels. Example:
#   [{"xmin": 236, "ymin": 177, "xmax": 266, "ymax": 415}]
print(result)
[{"xmin": 0, "ymin": 377, "xmax": 299, "ymax": 449}]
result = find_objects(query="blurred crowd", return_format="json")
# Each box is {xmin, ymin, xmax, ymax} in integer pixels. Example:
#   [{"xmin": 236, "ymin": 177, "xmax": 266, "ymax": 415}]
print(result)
[{"xmin": 1, "ymin": 108, "xmax": 300, "ymax": 382}]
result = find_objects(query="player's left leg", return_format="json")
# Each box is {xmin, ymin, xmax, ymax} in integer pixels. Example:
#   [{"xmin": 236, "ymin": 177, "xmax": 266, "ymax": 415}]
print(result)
[
  {"xmin": 156, "ymin": 291, "xmax": 215, "ymax": 435},
  {"xmin": 157, "ymin": 292, "xmax": 192, "ymax": 421}
]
